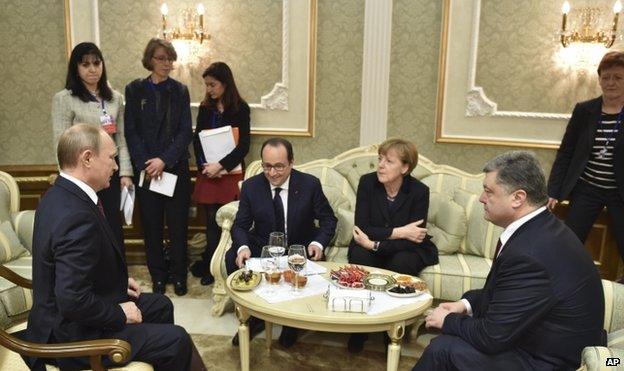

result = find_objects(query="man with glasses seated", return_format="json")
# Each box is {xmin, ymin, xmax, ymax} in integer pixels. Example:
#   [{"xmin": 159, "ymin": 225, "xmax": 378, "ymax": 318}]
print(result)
[{"xmin": 226, "ymin": 137, "xmax": 337, "ymax": 348}]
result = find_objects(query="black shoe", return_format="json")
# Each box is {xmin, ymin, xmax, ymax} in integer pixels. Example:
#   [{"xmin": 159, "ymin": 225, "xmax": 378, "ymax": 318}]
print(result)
[
  {"xmin": 278, "ymin": 326, "xmax": 298, "ymax": 348},
  {"xmin": 190, "ymin": 260, "xmax": 208, "ymax": 278},
  {"xmin": 232, "ymin": 317, "xmax": 265, "ymax": 346},
  {"xmin": 153, "ymin": 280, "xmax": 166, "ymax": 294},
  {"xmin": 200, "ymin": 274, "xmax": 215, "ymax": 286},
  {"xmin": 174, "ymin": 280, "xmax": 187, "ymax": 296},
  {"xmin": 348, "ymin": 333, "xmax": 368, "ymax": 354}
]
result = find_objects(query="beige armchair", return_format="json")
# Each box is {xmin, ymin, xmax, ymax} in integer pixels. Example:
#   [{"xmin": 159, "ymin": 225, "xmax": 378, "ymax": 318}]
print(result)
[{"xmin": 579, "ymin": 280, "xmax": 624, "ymax": 371}]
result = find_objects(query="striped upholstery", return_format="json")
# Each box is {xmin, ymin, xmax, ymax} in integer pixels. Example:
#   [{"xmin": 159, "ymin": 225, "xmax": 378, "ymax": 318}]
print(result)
[
  {"xmin": 580, "ymin": 280, "xmax": 624, "ymax": 370},
  {"xmin": 420, "ymin": 254, "xmax": 492, "ymax": 301}
]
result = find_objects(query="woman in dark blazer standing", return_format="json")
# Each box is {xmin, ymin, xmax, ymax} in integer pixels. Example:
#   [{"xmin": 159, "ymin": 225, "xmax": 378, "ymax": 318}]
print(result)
[
  {"xmin": 548, "ymin": 51, "xmax": 624, "ymax": 273},
  {"xmin": 347, "ymin": 138, "xmax": 438, "ymax": 353},
  {"xmin": 124, "ymin": 38, "xmax": 193, "ymax": 296},
  {"xmin": 190, "ymin": 62, "xmax": 250, "ymax": 285}
]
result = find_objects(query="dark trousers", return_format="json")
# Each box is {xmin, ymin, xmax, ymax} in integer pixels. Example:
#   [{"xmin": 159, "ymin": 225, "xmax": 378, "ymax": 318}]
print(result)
[
  {"xmin": 348, "ymin": 244, "xmax": 427, "ymax": 276},
  {"xmin": 413, "ymin": 334, "xmax": 551, "ymax": 371},
  {"xmin": 565, "ymin": 180, "xmax": 624, "ymax": 261},
  {"xmin": 136, "ymin": 161, "xmax": 191, "ymax": 282},
  {"xmin": 198, "ymin": 203, "xmax": 222, "ymax": 274},
  {"xmin": 98, "ymin": 168, "xmax": 124, "ymax": 247},
  {"xmin": 56, "ymin": 293, "xmax": 192, "ymax": 371}
]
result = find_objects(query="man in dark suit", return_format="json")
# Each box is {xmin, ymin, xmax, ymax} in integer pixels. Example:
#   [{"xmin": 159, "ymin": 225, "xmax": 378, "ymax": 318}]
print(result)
[
  {"xmin": 226, "ymin": 137, "xmax": 337, "ymax": 347},
  {"xmin": 26, "ymin": 124, "xmax": 192, "ymax": 370},
  {"xmin": 413, "ymin": 151, "xmax": 606, "ymax": 370}
]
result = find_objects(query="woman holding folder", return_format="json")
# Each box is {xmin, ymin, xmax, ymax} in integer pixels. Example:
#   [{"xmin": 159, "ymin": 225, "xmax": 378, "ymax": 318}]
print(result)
[{"xmin": 191, "ymin": 62, "xmax": 250, "ymax": 285}]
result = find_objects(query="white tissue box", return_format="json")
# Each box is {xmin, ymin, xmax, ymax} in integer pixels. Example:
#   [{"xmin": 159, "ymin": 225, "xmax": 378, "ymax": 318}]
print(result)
[{"xmin": 326, "ymin": 285, "xmax": 373, "ymax": 313}]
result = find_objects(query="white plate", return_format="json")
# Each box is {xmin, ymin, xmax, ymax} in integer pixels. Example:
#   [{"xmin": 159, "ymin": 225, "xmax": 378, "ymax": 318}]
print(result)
[{"xmin": 386, "ymin": 285, "xmax": 423, "ymax": 298}]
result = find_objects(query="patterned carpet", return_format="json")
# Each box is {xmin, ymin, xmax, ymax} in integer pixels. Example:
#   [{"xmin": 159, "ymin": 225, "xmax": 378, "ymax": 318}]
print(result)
[{"xmin": 128, "ymin": 265, "xmax": 431, "ymax": 370}]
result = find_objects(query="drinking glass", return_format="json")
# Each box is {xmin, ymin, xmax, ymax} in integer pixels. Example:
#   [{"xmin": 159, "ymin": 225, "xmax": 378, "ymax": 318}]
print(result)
[
  {"xmin": 287, "ymin": 245, "xmax": 307, "ymax": 295},
  {"xmin": 268, "ymin": 232, "xmax": 286, "ymax": 268},
  {"xmin": 261, "ymin": 246, "xmax": 278, "ymax": 295}
]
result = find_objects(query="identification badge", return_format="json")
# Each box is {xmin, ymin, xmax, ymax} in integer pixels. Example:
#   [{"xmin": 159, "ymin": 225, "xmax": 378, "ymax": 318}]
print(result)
[{"xmin": 100, "ymin": 114, "xmax": 117, "ymax": 134}]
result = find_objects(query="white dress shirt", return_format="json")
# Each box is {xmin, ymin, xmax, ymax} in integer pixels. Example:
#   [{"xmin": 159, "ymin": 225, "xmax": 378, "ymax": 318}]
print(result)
[
  {"xmin": 59, "ymin": 172, "xmax": 98, "ymax": 205},
  {"xmin": 461, "ymin": 206, "xmax": 547, "ymax": 316},
  {"xmin": 237, "ymin": 176, "xmax": 323, "ymax": 254}
]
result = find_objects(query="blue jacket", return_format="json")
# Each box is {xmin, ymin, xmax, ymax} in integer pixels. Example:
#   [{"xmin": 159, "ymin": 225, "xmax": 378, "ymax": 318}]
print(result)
[{"xmin": 124, "ymin": 77, "xmax": 192, "ymax": 171}]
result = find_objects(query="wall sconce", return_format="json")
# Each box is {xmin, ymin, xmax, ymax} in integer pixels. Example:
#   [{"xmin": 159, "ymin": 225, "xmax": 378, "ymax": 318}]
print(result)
[
  {"xmin": 560, "ymin": 0, "xmax": 622, "ymax": 48},
  {"xmin": 160, "ymin": 3, "xmax": 210, "ymax": 44}
]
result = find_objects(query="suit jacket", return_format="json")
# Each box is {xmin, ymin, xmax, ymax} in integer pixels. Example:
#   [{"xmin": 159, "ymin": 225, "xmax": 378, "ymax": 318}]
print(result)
[
  {"xmin": 350, "ymin": 172, "xmax": 438, "ymax": 266},
  {"xmin": 443, "ymin": 210, "xmax": 606, "ymax": 369},
  {"xmin": 124, "ymin": 77, "xmax": 192, "ymax": 171},
  {"xmin": 548, "ymin": 96, "xmax": 624, "ymax": 201},
  {"xmin": 231, "ymin": 169, "xmax": 337, "ymax": 256},
  {"xmin": 26, "ymin": 176, "xmax": 128, "ymax": 358}
]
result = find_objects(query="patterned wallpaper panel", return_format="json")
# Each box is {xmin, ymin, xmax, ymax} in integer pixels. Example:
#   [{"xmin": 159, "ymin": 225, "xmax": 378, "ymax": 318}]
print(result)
[
  {"xmin": 247, "ymin": 0, "xmax": 364, "ymax": 165},
  {"xmin": 387, "ymin": 0, "xmax": 557, "ymax": 174},
  {"xmin": 477, "ymin": 0, "xmax": 621, "ymax": 114},
  {"xmin": 0, "ymin": 0, "xmax": 66, "ymax": 165},
  {"xmin": 99, "ymin": 0, "xmax": 282, "ymax": 104}
]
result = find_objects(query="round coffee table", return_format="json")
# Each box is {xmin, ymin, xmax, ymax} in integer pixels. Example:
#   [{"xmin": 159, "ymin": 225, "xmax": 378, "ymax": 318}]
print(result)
[{"xmin": 225, "ymin": 261, "xmax": 432, "ymax": 371}]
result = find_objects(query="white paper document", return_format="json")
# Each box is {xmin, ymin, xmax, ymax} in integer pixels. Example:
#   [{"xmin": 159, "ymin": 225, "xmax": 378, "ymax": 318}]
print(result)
[
  {"xmin": 139, "ymin": 171, "xmax": 178, "ymax": 197},
  {"xmin": 198, "ymin": 125, "xmax": 242, "ymax": 174},
  {"xmin": 119, "ymin": 186, "xmax": 135, "ymax": 225}
]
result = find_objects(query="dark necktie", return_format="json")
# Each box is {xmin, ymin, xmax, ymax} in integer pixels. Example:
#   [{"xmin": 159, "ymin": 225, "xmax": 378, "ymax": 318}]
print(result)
[
  {"xmin": 493, "ymin": 238, "xmax": 502, "ymax": 262},
  {"xmin": 97, "ymin": 199, "xmax": 106, "ymax": 218},
  {"xmin": 273, "ymin": 187, "xmax": 285, "ymax": 233}
]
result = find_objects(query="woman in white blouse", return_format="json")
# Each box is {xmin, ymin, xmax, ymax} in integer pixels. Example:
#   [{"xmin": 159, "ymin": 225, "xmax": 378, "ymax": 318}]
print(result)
[{"xmin": 52, "ymin": 42, "xmax": 132, "ymax": 246}]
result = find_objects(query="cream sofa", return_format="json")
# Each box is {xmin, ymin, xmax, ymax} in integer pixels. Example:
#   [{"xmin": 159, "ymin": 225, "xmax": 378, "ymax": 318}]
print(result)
[
  {"xmin": 209, "ymin": 144, "xmax": 504, "ymax": 316},
  {"xmin": 579, "ymin": 280, "xmax": 624, "ymax": 371}
]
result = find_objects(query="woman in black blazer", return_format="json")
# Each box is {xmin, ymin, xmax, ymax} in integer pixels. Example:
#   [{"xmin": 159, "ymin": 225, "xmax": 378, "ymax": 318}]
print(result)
[
  {"xmin": 124, "ymin": 38, "xmax": 193, "ymax": 296},
  {"xmin": 190, "ymin": 62, "xmax": 250, "ymax": 285},
  {"xmin": 347, "ymin": 138, "xmax": 438, "ymax": 353},
  {"xmin": 548, "ymin": 51, "xmax": 624, "ymax": 269}
]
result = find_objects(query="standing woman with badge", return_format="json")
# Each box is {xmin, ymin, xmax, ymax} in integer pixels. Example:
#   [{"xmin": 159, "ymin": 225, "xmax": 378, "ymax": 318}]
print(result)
[
  {"xmin": 124, "ymin": 38, "xmax": 193, "ymax": 296},
  {"xmin": 190, "ymin": 62, "xmax": 250, "ymax": 285},
  {"xmin": 548, "ymin": 51, "xmax": 624, "ymax": 278},
  {"xmin": 52, "ymin": 42, "xmax": 132, "ymax": 247}
]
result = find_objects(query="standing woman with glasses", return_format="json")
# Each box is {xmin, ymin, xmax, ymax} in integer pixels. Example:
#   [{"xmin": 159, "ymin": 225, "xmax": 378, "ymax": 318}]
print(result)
[
  {"xmin": 124, "ymin": 38, "xmax": 192, "ymax": 296},
  {"xmin": 52, "ymin": 42, "xmax": 132, "ymax": 247},
  {"xmin": 548, "ymin": 51, "xmax": 624, "ymax": 281},
  {"xmin": 190, "ymin": 62, "xmax": 250, "ymax": 285}
]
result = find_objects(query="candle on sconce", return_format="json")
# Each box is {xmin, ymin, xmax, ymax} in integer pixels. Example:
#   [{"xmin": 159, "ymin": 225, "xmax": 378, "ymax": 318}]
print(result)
[
  {"xmin": 562, "ymin": 1, "xmax": 570, "ymax": 32},
  {"xmin": 160, "ymin": 3, "xmax": 169, "ymax": 33},
  {"xmin": 197, "ymin": 4, "xmax": 205, "ymax": 29},
  {"xmin": 613, "ymin": 0, "xmax": 622, "ymax": 32}
]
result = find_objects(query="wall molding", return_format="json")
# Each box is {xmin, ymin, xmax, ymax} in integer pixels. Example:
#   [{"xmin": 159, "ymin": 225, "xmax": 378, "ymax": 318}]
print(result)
[
  {"xmin": 435, "ymin": 0, "xmax": 565, "ymax": 149},
  {"xmin": 464, "ymin": 0, "xmax": 571, "ymax": 120}
]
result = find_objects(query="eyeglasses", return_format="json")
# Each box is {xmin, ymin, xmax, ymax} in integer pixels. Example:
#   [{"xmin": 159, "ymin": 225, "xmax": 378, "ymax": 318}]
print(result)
[
  {"xmin": 262, "ymin": 163, "xmax": 287, "ymax": 172},
  {"xmin": 152, "ymin": 55, "xmax": 174, "ymax": 63}
]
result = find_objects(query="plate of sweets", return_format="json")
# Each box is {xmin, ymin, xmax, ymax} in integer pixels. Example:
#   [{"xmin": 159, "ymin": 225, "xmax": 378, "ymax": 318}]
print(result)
[
  {"xmin": 329, "ymin": 265, "xmax": 370, "ymax": 289},
  {"xmin": 231, "ymin": 269, "xmax": 261, "ymax": 291},
  {"xmin": 386, "ymin": 275, "xmax": 427, "ymax": 297}
]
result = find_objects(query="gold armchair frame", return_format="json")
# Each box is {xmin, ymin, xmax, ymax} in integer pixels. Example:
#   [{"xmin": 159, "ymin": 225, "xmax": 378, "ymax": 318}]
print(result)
[{"xmin": 0, "ymin": 265, "xmax": 132, "ymax": 371}]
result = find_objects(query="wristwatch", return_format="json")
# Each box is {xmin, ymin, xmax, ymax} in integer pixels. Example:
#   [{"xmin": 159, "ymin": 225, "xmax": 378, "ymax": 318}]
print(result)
[{"xmin": 372, "ymin": 241, "xmax": 380, "ymax": 252}]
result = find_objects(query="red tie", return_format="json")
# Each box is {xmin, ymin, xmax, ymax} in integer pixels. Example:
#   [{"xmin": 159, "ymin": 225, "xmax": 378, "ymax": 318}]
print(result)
[
  {"xmin": 97, "ymin": 199, "xmax": 105, "ymax": 218},
  {"xmin": 493, "ymin": 238, "xmax": 502, "ymax": 262}
]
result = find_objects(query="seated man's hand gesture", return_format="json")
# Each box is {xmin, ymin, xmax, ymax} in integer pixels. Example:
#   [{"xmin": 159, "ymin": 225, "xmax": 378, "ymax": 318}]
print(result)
[
  {"xmin": 127, "ymin": 277, "xmax": 141, "ymax": 299},
  {"xmin": 236, "ymin": 248, "xmax": 252, "ymax": 268},
  {"xmin": 120, "ymin": 301, "xmax": 142, "ymax": 324}
]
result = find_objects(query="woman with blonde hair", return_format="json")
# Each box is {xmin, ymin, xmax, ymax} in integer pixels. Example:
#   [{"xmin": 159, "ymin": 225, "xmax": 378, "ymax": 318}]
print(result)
[{"xmin": 347, "ymin": 138, "xmax": 438, "ymax": 353}]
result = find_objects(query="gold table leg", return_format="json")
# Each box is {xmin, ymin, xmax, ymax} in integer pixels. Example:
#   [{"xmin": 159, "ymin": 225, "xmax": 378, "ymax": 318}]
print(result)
[
  {"xmin": 265, "ymin": 321, "xmax": 273, "ymax": 350},
  {"xmin": 387, "ymin": 322, "xmax": 405, "ymax": 371},
  {"xmin": 235, "ymin": 305, "xmax": 251, "ymax": 371}
]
